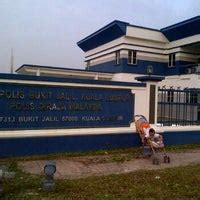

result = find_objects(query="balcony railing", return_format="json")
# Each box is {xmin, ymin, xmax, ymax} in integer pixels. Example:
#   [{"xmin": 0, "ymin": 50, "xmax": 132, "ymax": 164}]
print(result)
[{"xmin": 179, "ymin": 63, "xmax": 200, "ymax": 75}]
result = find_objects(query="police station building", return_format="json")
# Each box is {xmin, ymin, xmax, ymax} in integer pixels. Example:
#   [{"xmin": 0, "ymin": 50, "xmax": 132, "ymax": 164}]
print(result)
[
  {"xmin": 17, "ymin": 16, "xmax": 200, "ymax": 88},
  {"xmin": 0, "ymin": 16, "xmax": 199, "ymax": 157}
]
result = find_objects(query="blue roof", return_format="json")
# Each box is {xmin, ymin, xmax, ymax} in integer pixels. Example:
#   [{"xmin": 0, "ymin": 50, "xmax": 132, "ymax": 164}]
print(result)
[
  {"xmin": 77, "ymin": 16, "xmax": 200, "ymax": 52},
  {"xmin": 16, "ymin": 64, "xmax": 114, "ymax": 74},
  {"xmin": 0, "ymin": 73, "xmax": 146, "ymax": 88},
  {"xmin": 161, "ymin": 16, "xmax": 200, "ymax": 41},
  {"xmin": 77, "ymin": 20, "xmax": 128, "ymax": 52}
]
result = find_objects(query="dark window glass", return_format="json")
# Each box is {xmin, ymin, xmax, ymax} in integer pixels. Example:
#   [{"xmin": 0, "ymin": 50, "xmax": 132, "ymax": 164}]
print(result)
[
  {"xmin": 128, "ymin": 50, "xmax": 132, "ymax": 64},
  {"xmin": 115, "ymin": 51, "xmax": 120, "ymax": 65},
  {"xmin": 190, "ymin": 93, "xmax": 198, "ymax": 104},
  {"xmin": 167, "ymin": 91, "xmax": 174, "ymax": 102},
  {"xmin": 169, "ymin": 53, "xmax": 176, "ymax": 67},
  {"xmin": 169, "ymin": 54, "xmax": 172, "ymax": 67},
  {"xmin": 128, "ymin": 50, "xmax": 137, "ymax": 64},
  {"xmin": 87, "ymin": 61, "xmax": 90, "ymax": 68},
  {"xmin": 186, "ymin": 92, "xmax": 189, "ymax": 103},
  {"xmin": 133, "ymin": 51, "xmax": 137, "ymax": 64},
  {"xmin": 191, "ymin": 67, "xmax": 196, "ymax": 73},
  {"xmin": 172, "ymin": 53, "xmax": 176, "ymax": 66}
]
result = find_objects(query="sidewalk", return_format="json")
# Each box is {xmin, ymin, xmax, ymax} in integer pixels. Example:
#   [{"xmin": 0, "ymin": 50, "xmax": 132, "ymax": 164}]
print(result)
[{"xmin": 19, "ymin": 150, "xmax": 200, "ymax": 180}]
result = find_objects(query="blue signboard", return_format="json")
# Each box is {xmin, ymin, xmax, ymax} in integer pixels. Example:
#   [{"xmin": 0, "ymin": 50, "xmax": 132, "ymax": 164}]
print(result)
[{"xmin": 0, "ymin": 83, "xmax": 134, "ymax": 130}]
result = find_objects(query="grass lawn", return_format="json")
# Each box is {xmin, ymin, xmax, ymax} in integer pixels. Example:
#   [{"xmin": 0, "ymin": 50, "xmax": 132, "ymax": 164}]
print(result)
[
  {"xmin": 0, "ymin": 144, "xmax": 200, "ymax": 199},
  {"xmin": 2, "ymin": 143, "xmax": 200, "ymax": 163}
]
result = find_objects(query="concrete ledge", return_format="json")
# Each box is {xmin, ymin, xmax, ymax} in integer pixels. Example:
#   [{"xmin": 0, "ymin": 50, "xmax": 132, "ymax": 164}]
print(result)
[
  {"xmin": 135, "ymin": 76, "xmax": 165, "ymax": 82},
  {"xmin": 0, "ymin": 126, "xmax": 199, "ymax": 157},
  {"xmin": 0, "ymin": 127, "xmax": 135, "ymax": 138},
  {"xmin": 152, "ymin": 125, "xmax": 200, "ymax": 133},
  {"xmin": 0, "ymin": 133, "xmax": 141, "ymax": 157}
]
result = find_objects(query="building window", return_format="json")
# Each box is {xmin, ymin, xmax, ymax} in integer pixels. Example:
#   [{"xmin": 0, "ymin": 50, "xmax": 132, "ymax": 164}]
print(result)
[
  {"xmin": 128, "ymin": 50, "xmax": 137, "ymax": 65},
  {"xmin": 168, "ymin": 53, "xmax": 176, "ymax": 67},
  {"xmin": 186, "ymin": 92, "xmax": 190, "ymax": 103},
  {"xmin": 115, "ymin": 50, "xmax": 120, "ymax": 65},
  {"xmin": 191, "ymin": 67, "xmax": 197, "ymax": 73},
  {"xmin": 167, "ymin": 91, "xmax": 174, "ymax": 102},
  {"xmin": 185, "ymin": 92, "xmax": 198, "ymax": 104},
  {"xmin": 86, "ymin": 60, "xmax": 90, "ymax": 68},
  {"xmin": 190, "ymin": 93, "xmax": 198, "ymax": 104}
]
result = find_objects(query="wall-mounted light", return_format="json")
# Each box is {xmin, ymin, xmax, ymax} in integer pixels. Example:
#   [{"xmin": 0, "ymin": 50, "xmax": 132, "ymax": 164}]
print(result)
[
  {"xmin": 44, "ymin": 161, "xmax": 56, "ymax": 176},
  {"xmin": 42, "ymin": 161, "xmax": 56, "ymax": 192},
  {"xmin": 147, "ymin": 65, "xmax": 153, "ymax": 76}
]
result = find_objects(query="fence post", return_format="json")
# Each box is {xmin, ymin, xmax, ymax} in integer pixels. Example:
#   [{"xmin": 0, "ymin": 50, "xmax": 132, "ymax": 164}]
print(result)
[{"xmin": 135, "ymin": 76, "xmax": 164, "ymax": 124}]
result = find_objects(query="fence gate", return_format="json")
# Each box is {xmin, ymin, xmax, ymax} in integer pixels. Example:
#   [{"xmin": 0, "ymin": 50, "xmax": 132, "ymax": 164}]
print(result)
[{"xmin": 157, "ymin": 87, "xmax": 200, "ymax": 126}]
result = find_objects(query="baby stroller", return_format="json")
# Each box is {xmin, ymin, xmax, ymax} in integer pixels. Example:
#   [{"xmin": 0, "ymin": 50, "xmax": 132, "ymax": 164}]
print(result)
[{"xmin": 134, "ymin": 115, "xmax": 170, "ymax": 165}]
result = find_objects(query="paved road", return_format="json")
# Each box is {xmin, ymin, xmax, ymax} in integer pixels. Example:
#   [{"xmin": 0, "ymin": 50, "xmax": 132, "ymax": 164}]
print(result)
[{"xmin": 19, "ymin": 150, "xmax": 200, "ymax": 180}]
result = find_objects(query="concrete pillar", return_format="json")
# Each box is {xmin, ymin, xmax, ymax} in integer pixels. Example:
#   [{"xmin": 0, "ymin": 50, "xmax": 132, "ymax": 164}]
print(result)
[
  {"xmin": 135, "ymin": 76, "xmax": 164, "ymax": 124},
  {"xmin": 36, "ymin": 69, "xmax": 40, "ymax": 76},
  {"xmin": 94, "ymin": 73, "xmax": 99, "ymax": 80}
]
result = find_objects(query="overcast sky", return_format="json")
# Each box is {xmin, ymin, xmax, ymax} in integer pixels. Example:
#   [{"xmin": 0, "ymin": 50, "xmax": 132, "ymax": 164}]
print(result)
[{"xmin": 0, "ymin": 0, "xmax": 199, "ymax": 73}]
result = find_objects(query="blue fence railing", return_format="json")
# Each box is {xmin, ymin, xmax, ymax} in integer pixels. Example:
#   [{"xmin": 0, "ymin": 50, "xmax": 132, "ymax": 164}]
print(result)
[{"xmin": 157, "ymin": 87, "xmax": 200, "ymax": 126}]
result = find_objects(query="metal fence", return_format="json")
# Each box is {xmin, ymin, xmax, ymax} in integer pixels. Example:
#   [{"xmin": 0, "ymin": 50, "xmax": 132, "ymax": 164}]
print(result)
[{"xmin": 157, "ymin": 87, "xmax": 200, "ymax": 126}]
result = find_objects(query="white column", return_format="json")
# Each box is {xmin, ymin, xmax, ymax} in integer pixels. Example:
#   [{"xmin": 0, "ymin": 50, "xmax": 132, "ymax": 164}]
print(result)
[
  {"xmin": 36, "ymin": 69, "xmax": 40, "ymax": 76},
  {"xmin": 94, "ymin": 73, "xmax": 99, "ymax": 80}
]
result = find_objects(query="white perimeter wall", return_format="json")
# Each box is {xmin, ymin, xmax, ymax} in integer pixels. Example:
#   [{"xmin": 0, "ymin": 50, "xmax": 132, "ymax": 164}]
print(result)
[
  {"xmin": 112, "ymin": 73, "xmax": 200, "ymax": 89},
  {"xmin": 160, "ymin": 74, "xmax": 200, "ymax": 89},
  {"xmin": 0, "ymin": 78, "xmax": 149, "ymax": 138}
]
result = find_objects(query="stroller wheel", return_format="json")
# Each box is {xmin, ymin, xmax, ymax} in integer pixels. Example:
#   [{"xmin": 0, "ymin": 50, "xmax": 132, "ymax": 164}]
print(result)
[
  {"xmin": 153, "ymin": 157, "xmax": 159, "ymax": 165},
  {"xmin": 164, "ymin": 155, "xmax": 170, "ymax": 163}
]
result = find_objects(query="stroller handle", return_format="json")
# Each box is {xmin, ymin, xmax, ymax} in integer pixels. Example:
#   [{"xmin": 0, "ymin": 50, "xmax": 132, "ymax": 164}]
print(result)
[{"xmin": 134, "ymin": 115, "xmax": 147, "ymax": 122}]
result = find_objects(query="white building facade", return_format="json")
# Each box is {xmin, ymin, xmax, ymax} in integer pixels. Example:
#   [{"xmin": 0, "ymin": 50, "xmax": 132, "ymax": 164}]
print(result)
[
  {"xmin": 16, "ymin": 16, "xmax": 200, "ymax": 125},
  {"xmin": 77, "ymin": 16, "xmax": 200, "ymax": 89}
]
